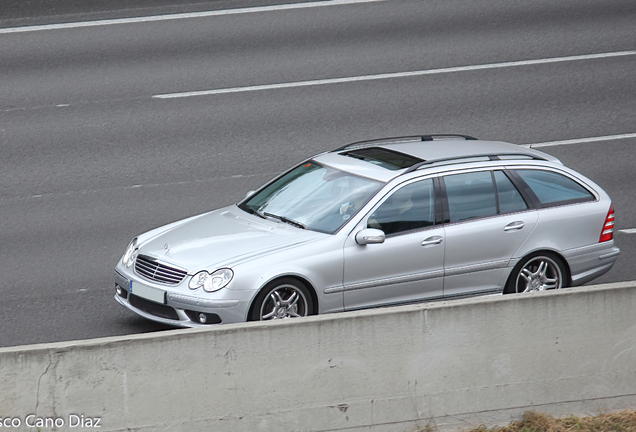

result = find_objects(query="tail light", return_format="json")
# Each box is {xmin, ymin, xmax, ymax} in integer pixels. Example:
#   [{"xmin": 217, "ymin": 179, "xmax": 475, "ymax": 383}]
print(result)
[{"xmin": 599, "ymin": 204, "xmax": 615, "ymax": 242}]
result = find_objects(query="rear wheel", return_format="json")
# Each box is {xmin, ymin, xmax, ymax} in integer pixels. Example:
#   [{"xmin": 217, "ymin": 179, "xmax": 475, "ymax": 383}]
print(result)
[
  {"xmin": 249, "ymin": 278, "xmax": 313, "ymax": 321},
  {"xmin": 505, "ymin": 253, "xmax": 567, "ymax": 294}
]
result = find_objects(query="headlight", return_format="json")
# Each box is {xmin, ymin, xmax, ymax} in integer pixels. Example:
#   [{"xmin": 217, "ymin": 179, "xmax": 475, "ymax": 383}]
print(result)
[
  {"xmin": 189, "ymin": 268, "xmax": 234, "ymax": 292},
  {"xmin": 122, "ymin": 237, "xmax": 139, "ymax": 268}
]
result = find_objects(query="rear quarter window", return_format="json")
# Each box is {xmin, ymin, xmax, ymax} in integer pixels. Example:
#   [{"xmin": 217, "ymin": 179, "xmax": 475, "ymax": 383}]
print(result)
[{"xmin": 514, "ymin": 169, "xmax": 595, "ymax": 206}]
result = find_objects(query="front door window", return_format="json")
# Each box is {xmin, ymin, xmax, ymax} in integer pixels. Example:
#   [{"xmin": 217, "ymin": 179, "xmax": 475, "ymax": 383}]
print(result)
[{"xmin": 367, "ymin": 178, "xmax": 435, "ymax": 235}]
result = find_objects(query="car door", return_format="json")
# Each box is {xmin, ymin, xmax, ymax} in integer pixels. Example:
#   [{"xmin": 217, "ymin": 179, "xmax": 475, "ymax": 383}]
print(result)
[
  {"xmin": 342, "ymin": 177, "xmax": 445, "ymax": 310},
  {"xmin": 441, "ymin": 169, "xmax": 538, "ymax": 297}
]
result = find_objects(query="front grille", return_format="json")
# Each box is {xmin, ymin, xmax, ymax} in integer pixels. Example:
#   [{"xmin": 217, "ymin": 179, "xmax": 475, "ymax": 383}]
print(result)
[
  {"xmin": 134, "ymin": 254, "xmax": 187, "ymax": 285},
  {"xmin": 129, "ymin": 294, "xmax": 179, "ymax": 320}
]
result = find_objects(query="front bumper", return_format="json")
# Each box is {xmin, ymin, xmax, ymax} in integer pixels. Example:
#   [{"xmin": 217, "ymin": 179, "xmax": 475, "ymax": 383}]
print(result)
[{"xmin": 114, "ymin": 269, "xmax": 253, "ymax": 327}]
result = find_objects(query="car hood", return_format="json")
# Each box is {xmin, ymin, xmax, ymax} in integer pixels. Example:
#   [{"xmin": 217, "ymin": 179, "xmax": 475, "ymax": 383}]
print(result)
[{"xmin": 138, "ymin": 206, "xmax": 324, "ymax": 272}]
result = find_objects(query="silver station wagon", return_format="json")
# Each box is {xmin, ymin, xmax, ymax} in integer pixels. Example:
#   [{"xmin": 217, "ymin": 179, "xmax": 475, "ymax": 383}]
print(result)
[{"xmin": 114, "ymin": 135, "xmax": 620, "ymax": 327}]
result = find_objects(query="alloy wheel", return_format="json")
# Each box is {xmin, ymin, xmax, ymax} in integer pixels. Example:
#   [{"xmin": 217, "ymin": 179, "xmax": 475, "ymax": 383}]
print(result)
[
  {"xmin": 259, "ymin": 284, "xmax": 309, "ymax": 320},
  {"xmin": 515, "ymin": 256, "xmax": 563, "ymax": 293}
]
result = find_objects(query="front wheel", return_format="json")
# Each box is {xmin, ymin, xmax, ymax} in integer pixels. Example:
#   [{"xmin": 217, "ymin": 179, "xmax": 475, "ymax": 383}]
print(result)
[
  {"xmin": 505, "ymin": 253, "xmax": 568, "ymax": 294},
  {"xmin": 249, "ymin": 278, "xmax": 314, "ymax": 321}
]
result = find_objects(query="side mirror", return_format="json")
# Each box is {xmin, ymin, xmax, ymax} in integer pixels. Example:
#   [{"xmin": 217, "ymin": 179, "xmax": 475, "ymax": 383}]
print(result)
[
  {"xmin": 245, "ymin": 190, "xmax": 256, "ymax": 199},
  {"xmin": 355, "ymin": 228, "xmax": 385, "ymax": 245}
]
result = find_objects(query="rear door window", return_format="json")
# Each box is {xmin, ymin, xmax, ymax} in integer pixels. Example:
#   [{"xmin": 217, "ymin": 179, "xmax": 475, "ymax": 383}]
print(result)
[
  {"xmin": 442, "ymin": 170, "xmax": 530, "ymax": 223},
  {"xmin": 514, "ymin": 169, "xmax": 595, "ymax": 206},
  {"xmin": 444, "ymin": 171, "xmax": 498, "ymax": 223}
]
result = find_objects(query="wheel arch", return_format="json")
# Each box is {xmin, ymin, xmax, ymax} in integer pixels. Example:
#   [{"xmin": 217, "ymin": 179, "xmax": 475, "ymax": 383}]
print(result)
[
  {"xmin": 505, "ymin": 249, "xmax": 572, "ymax": 293},
  {"xmin": 247, "ymin": 274, "xmax": 319, "ymax": 319}
]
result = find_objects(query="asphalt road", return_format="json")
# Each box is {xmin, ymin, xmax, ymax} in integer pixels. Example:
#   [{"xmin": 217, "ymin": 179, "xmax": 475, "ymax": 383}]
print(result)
[{"xmin": 1, "ymin": 0, "xmax": 634, "ymax": 347}]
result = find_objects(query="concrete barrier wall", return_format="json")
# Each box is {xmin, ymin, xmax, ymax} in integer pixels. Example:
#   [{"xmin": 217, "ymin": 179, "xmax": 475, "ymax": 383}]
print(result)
[{"xmin": 2, "ymin": 281, "xmax": 636, "ymax": 432}]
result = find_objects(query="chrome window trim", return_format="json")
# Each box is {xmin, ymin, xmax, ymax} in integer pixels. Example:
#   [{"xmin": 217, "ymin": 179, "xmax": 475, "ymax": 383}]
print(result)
[{"xmin": 360, "ymin": 165, "xmax": 555, "ymax": 232}]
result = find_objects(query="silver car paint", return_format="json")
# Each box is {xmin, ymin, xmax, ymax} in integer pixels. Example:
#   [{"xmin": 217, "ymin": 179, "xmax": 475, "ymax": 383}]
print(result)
[
  {"xmin": 343, "ymin": 222, "xmax": 445, "ymax": 310},
  {"xmin": 138, "ymin": 207, "xmax": 324, "ymax": 272},
  {"xmin": 499, "ymin": 163, "xmax": 618, "ymax": 285},
  {"xmin": 442, "ymin": 210, "xmax": 540, "ymax": 297},
  {"xmin": 115, "ymin": 139, "xmax": 619, "ymax": 327},
  {"xmin": 382, "ymin": 140, "xmax": 563, "ymax": 164}
]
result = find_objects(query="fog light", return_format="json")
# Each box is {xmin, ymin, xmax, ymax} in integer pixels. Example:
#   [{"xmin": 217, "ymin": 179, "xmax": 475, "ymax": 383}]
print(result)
[
  {"xmin": 198, "ymin": 313, "xmax": 207, "ymax": 323},
  {"xmin": 116, "ymin": 287, "xmax": 122, "ymax": 296}
]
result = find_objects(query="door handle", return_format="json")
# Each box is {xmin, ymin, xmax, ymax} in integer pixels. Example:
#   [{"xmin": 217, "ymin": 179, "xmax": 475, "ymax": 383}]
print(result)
[
  {"xmin": 504, "ymin": 221, "xmax": 525, "ymax": 232},
  {"xmin": 421, "ymin": 236, "xmax": 443, "ymax": 246}
]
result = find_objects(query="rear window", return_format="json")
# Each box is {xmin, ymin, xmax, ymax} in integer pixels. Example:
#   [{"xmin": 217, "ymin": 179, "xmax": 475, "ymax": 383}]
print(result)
[{"xmin": 514, "ymin": 169, "xmax": 595, "ymax": 206}]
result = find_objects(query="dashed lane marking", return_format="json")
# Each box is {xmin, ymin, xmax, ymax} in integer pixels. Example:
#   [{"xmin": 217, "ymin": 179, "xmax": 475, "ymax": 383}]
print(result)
[
  {"xmin": 152, "ymin": 51, "xmax": 636, "ymax": 99},
  {"xmin": 526, "ymin": 133, "xmax": 636, "ymax": 148},
  {"xmin": 0, "ymin": 0, "xmax": 387, "ymax": 34}
]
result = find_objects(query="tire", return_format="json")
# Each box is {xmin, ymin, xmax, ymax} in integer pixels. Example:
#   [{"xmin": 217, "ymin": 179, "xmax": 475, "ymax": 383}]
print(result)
[
  {"xmin": 504, "ymin": 252, "xmax": 568, "ymax": 294},
  {"xmin": 249, "ymin": 278, "xmax": 314, "ymax": 321}
]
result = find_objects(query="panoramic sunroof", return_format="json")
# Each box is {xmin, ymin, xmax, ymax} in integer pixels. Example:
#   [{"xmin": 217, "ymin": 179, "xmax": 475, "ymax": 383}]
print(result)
[{"xmin": 340, "ymin": 147, "xmax": 424, "ymax": 170}]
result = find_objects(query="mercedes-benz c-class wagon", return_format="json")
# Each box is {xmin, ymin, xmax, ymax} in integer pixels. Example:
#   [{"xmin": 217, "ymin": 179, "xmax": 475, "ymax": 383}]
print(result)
[{"xmin": 114, "ymin": 135, "xmax": 619, "ymax": 327}]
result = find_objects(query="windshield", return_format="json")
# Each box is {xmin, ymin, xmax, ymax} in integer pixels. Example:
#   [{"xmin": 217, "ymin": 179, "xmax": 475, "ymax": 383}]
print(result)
[{"xmin": 239, "ymin": 161, "xmax": 383, "ymax": 234}]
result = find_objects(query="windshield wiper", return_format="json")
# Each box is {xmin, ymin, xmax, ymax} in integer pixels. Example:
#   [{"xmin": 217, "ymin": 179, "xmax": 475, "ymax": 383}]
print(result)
[
  {"xmin": 241, "ymin": 205, "xmax": 267, "ymax": 220},
  {"xmin": 263, "ymin": 212, "xmax": 306, "ymax": 229},
  {"xmin": 242, "ymin": 205, "xmax": 306, "ymax": 229}
]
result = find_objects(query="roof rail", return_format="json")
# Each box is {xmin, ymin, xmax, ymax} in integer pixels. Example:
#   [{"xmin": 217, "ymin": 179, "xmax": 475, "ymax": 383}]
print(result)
[
  {"xmin": 402, "ymin": 152, "xmax": 549, "ymax": 174},
  {"xmin": 332, "ymin": 134, "xmax": 478, "ymax": 152}
]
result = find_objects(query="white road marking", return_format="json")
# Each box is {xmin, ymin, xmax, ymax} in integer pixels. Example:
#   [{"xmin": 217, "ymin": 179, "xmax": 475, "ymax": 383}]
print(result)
[
  {"xmin": 526, "ymin": 133, "xmax": 636, "ymax": 148},
  {"xmin": 153, "ymin": 50, "xmax": 636, "ymax": 99},
  {"xmin": 619, "ymin": 229, "xmax": 636, "ymax": 234},
  {"xmin": 1, "ymin": 172, "xmax": 274, "ymax": 202},
  {"xmin": 0, "ymin": 0, "xmax": 386, "ymax": 34}
]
